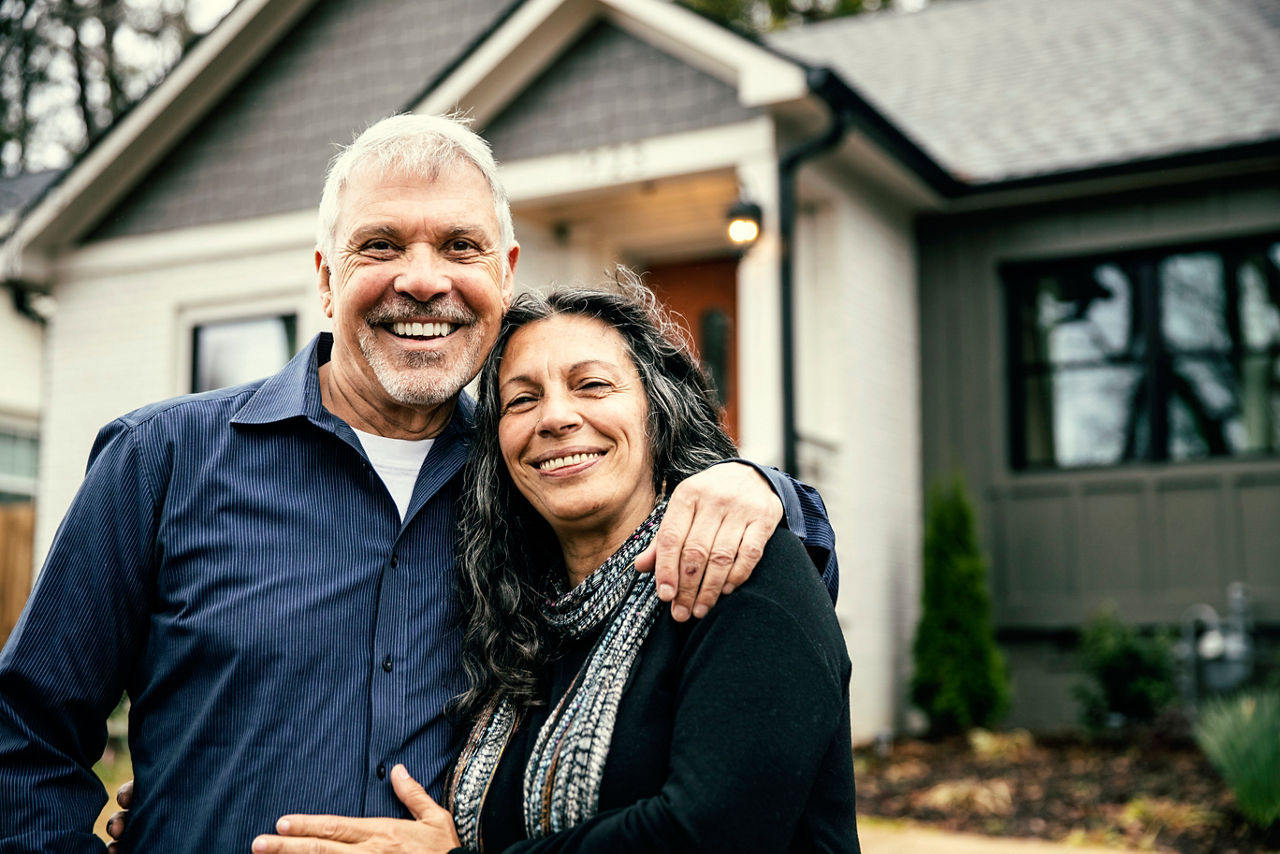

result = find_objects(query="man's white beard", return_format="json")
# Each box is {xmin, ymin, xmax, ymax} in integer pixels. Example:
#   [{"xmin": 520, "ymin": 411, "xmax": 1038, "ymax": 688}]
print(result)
[{"xmin": 358, "ymin": 327, "xmax": 481, "ymax": 408}]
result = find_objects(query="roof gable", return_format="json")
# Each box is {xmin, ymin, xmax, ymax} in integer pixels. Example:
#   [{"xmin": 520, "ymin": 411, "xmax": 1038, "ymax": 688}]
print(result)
[
  {"xmin": 484, "ymin": 20, "xmax": 756, "ymax": 163},
  {"xmin": 93, "ymin": 0, "xmax": 514, "ymax": 241}
]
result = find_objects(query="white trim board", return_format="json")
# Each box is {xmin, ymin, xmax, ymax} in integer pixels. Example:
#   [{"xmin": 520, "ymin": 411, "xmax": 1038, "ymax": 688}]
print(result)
[{"xmin": 416, "ymin": 0, "xmax": 807, "ymax": 125}]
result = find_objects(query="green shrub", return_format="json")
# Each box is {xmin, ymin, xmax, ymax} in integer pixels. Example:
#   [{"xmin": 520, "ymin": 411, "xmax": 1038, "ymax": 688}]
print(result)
[
  {"xmin": 1194, "ymin": 691, "xmax": 1280, "ymax": 829},
  {"xmin": 910, "ymin": 477, "xmax": 1009, "ymax": 735},
  {"xmin": 1072, "ymin": 608, "xmax": 1176, "ymax": 733}
]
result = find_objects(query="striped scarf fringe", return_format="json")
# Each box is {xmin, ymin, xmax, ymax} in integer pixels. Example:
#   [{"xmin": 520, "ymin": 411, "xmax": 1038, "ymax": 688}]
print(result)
[{"xmin": 448, "ymin": 501, "xmax": 667, "ymax": 849}]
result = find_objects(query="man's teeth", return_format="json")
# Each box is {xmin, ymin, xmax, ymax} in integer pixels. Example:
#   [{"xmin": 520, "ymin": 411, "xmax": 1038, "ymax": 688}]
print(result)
[
  {"xmin": 392, "ymin": 321, "xmax": 454, "ymax": 338},
  {"xmin": 538, "ymin": 453, "xmax": 602, "ymax": 472}
]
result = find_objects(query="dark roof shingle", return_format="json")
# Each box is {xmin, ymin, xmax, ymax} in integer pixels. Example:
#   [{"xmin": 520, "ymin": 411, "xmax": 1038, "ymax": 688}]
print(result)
[{"xmin": 769, "ymin": 0, "xmax": 1280, "ymax": 182}]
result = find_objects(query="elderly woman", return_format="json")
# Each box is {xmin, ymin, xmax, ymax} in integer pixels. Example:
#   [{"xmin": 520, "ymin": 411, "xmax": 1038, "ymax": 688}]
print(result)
[{"xmin": 256, "ymin": 280, "xmax": 859, "ymax": 853}]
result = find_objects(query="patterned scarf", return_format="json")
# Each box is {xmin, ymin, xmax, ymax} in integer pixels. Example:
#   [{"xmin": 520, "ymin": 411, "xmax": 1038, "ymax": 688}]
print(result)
[{"xmin": 448, "ymin": 501, "xmax": 667, "ymax": 849}]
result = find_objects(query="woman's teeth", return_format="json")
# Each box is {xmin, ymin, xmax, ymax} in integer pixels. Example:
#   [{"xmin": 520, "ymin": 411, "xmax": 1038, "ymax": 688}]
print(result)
[{"xmin": 538, "ymin": 452, "xmax": 602, "ymax": 472}]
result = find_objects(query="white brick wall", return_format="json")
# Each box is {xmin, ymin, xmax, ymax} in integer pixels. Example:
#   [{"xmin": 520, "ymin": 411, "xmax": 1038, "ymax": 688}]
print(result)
[
  {"xmin": 0, "ymin": 296, "xmax": 44, "ymax": 423},
  {"xmin": 795, "ymin": 166, "xmax": 923, "ymax": 743}
]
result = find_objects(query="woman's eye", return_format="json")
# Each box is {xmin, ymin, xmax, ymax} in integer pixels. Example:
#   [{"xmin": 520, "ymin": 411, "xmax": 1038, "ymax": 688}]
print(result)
[
  {"xmin": 503, "ymin": 395, "xmax": 535, "ymax": 411},
  {"xmin": 580, "ymin": 380, "xmax": 611, "ymax": 393}
]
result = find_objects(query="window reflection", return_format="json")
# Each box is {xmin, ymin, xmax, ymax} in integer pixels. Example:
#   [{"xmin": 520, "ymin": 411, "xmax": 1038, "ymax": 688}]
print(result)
[
  {"xmin": 1007, "ymin": 235, "xmax": 1280, "ymax": 469},
  {"xmin": 192, "ymin": 315, "xmax": 297, "ymax": 393}
]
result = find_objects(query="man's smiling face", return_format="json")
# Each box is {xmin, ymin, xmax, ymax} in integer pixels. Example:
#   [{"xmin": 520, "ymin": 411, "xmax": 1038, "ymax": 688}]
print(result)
[{"xmin": 317, "ymin": 160, "xmax": 518, "ymax": 416}]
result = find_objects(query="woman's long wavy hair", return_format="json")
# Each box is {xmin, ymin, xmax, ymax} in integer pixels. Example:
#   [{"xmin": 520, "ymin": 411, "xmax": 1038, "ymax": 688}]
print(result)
[{"xmin": 452, "ymin": 271, "xmax": 737, "ymax": 720}]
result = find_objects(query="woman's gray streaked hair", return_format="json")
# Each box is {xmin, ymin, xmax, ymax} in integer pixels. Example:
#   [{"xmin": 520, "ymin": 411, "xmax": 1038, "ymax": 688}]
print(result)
[
  {"xmin": 452, "ymin": 270, "xmax": 737, "ymax": 719},
  {"xmin": 315, "ymin": 113, "xmax": 514, "ymax": 262}
]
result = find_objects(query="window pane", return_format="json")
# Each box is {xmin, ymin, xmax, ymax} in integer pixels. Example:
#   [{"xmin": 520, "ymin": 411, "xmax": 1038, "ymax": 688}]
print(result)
[
  {"xmin": 1238, "ymin": 244, "xmax": 1280, "ymax": 351},
  {"xmin": 193, "ymin": 315, "xmax": 297, "ymax": 392},
  {"xmin": 1161, "ymin": 252, "xmax": 1229, "ymax": 352},
  {"xmin": 1018, "ymin": 265, "xmax": 1136, "ymax": 365},
  {"xmin": 1168, "ymin": 354, "xmax": 1280, "ymax": 459},
  {"xmin": 0, "ymin": 432, "xmax": 37, "ymax": 479},
  {"xmin": 1023, "ymin": 367, "xmax": 1145, "ymax": 468}
]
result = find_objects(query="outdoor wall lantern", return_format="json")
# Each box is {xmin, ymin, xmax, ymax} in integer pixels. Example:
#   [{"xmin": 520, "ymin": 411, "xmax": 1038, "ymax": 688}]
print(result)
[{"xmin": 726, "ymin": 198, "xmax": 763, "ymax": 247}]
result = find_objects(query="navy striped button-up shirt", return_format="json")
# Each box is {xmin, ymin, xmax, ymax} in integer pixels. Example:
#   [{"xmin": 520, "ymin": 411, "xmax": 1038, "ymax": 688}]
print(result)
[{"xmin": 0, "ymin": 333, "xmax": 837, "ymax": 853}]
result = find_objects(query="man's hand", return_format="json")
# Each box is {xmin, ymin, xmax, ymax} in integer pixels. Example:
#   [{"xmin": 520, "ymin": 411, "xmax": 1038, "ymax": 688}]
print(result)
[
  {"xmin": 636, "ymin": 462, "xmax": 782, "ymax": 621},
  {"xmin": 104, "ymin": 778, "xmax": 132, "ymax": 853},
  {"xmin": 251, "ymin": 765, "xmax": 458, "ymax": 853}
]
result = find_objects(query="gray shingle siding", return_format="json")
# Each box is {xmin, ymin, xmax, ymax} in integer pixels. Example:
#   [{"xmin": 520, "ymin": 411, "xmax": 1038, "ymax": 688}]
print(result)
[
  {"xmin": 483, "ymin": 21, "xmax": 756, "ymax": 163},
  {"xmin": 91, "ymin": 0, "xmax": 512, "ymax": 241}
]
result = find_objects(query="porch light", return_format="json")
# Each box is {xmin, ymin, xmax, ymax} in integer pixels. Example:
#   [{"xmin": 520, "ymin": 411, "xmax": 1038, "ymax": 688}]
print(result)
[{"xmin": 726, "ymin": 199, "xmax": 762, "ymax": 247}]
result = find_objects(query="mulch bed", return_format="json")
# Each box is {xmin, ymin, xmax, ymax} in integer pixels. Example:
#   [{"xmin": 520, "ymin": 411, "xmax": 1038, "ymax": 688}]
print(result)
[{"xmin": 854, "ymin": 730, "xmax": 1280, "ymax": 853}]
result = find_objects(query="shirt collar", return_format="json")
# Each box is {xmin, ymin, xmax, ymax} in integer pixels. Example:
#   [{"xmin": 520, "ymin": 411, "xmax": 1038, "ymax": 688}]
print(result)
[{"xmin": 230, "ymin": 332, "xmax": 477, "ymax": 442}]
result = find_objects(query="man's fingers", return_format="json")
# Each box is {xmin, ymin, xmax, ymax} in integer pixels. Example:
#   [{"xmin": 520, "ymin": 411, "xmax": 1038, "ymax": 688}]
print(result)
[
  {"xmin": 723, "ymin": 519, "xmax": 771, "ymax": 594},
  {"xmin": 690, "ymin": 520, "xmax": 749, "ymax": 618},
  {"xmin": 389, "ymin": 764, "xmax": 437, "ymax": 821},
  {"xmin": 670, "ymin": 509, "xmax": 726, "ymax": 622},
  {"xmin": 651, "ymin": 494, "xmax": 696, "ymax": 604},
  {"xmin": 115, "ymin": 778, "xmax": 133, "ymax": 809},
  {"xmin": 106, "ymin": 810, "xmax": 128, "ymax": 841}
]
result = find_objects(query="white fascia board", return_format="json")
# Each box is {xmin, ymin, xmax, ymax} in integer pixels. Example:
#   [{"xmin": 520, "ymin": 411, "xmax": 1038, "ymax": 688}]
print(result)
[
  {"xmin": 414, "ymin": 0, "xmax": 807, "ymax": 127},
  {"xmin": 54, "ymin": 209, "xmax": 317, "ymax": 282},
  {"xmin": 4, "ymin": 0, "xmax": 317, "ymax": 284},
  {"xmin": 501, "ymin": 118, "xmax": 775, "ymax": 204},
  {"xmin": 416, "ymin": 0, "xmax": 597, "ymax": 125},
  {"xmin": 600, "ymin": 0, "xmax": 808, "ymax": 107}
]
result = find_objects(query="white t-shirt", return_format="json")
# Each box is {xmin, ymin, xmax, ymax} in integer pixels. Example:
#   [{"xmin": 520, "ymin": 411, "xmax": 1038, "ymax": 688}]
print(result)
[{"xmin": 352, "ymin": 428, "xmax": 435, "ymax": 521}]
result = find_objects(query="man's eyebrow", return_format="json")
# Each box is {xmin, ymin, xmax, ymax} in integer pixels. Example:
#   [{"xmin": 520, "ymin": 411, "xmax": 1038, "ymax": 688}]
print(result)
[{"xmin": 346, "ymin": 223, "xmax": 400, "ymax": 243}]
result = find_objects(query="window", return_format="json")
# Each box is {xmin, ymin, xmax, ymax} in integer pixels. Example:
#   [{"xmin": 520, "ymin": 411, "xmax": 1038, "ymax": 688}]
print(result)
[
  {"xmin": 191, "ymin": 315, "xmax": 297, "ymax": 393},
  {"xmin": 0, "ymin": 428, "xmax": 38, "ymax": 502},
  {"xmin": 1005, "ymin": 234, "xmax": 1280, "ymax": 470}
]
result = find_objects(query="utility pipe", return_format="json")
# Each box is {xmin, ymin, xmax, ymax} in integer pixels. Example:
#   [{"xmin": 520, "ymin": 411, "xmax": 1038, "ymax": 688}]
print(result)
[{"xmin": 777, "ymin": 67, "xmax": 853, "ymax": 475}]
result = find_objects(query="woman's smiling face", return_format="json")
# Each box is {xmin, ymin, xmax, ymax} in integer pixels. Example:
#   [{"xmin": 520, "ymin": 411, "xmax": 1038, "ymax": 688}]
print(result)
[{"xmin": 497, "ymin": 314, "xmax": 657, "ymax": 551}]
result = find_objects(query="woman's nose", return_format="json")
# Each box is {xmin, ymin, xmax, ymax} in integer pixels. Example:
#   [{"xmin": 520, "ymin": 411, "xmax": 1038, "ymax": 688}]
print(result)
[{"xmin": 536, "ymin": 391, "xmax": 581, "ymax": 435}]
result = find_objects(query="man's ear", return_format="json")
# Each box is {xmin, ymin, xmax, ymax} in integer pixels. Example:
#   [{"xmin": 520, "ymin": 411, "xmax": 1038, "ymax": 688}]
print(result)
[
  {"xmin": 502, "ymin": 242, "xmax": 520, "ymax": 311},
  {"xmin": 315, "ymin": 249, "xmax": 334, "ymax": 318}
]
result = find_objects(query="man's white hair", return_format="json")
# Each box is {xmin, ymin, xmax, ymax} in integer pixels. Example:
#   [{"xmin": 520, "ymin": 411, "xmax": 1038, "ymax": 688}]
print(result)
[{"xmin": 315, "ymin": 113, "xmax": 514, "ymax": 261}]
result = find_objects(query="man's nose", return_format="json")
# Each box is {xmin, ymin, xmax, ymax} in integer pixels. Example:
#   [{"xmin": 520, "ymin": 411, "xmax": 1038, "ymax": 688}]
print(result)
[{"xmin": 392, "ymin": 247, "xmax": 452, "ymax": 301}]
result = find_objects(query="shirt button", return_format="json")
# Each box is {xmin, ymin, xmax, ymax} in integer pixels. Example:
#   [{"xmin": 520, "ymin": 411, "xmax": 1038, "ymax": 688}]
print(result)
[
  {"xmin": 376, "ymin": 763, "xmax": 386, "ymax": 780},
  {"xmin": 382, "ymin": 655, "xmax": 393, "ymax": 673}
]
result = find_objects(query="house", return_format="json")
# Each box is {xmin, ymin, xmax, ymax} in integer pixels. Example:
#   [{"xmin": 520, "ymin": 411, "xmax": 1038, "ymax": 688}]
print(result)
[
  {"xmin": 0, "ymin": 170, "xmax": 58, "ymax": 638},
  {"xmin": 2, "ymin": 0, "xmax": 1277, "ymax": 737}
]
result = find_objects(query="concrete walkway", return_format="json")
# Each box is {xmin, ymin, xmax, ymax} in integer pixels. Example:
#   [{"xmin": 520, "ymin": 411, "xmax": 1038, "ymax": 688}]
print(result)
[{"xmin": 858, "ymin": 822, "xmax": 1133, "ymax": 852}]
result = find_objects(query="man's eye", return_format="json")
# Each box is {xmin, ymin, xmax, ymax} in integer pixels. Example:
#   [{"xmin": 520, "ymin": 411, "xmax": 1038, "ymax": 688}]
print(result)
[
  {"xmin": 364, "ymin": 239, "xmax": 396, "ymax": 252},
  {"xmin": 447, "ymin": 239, "xmax": 477, "ymax": 253}
]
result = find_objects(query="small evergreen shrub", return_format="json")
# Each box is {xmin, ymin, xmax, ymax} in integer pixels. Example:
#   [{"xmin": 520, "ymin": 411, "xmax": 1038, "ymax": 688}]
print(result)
[
  {"xmin": 910, "ymin": 477, "xmax": 1009, "ymax": 735},
  {"xmin": 1194, "ymin": 690, "xmax": 1280, "ymax": 830},
  {"xmin": 1072, "ymin": 608, "xmax": 1176, "ymax": 733}
]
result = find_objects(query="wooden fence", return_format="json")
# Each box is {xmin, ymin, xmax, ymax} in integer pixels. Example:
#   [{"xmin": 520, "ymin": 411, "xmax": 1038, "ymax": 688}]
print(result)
[{"xmin": 0, "ymin": 502, "xmax": 35, "ymax": 644}]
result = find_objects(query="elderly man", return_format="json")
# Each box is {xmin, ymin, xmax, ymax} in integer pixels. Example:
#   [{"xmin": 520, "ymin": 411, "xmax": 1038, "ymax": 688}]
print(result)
[{"xmin": 0, "ymin": 114, "xmax": 835, "ymax": 852}]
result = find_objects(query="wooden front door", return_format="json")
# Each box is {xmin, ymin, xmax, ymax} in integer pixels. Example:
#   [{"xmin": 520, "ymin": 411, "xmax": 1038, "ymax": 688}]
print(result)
[{"xmin": 645, "ymin": 257, "xmax": 739, "ymax": 440}]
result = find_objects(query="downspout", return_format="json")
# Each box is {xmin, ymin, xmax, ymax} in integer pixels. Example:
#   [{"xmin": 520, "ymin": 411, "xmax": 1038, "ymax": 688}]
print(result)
[{"xmin": 778, "ymin": 67, "xmax": 853, "ymax": 475}]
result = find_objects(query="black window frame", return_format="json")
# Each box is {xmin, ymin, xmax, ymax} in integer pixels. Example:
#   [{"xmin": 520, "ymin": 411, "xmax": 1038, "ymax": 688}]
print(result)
[{"xmin": 1003, "ymin": 230, "xmax": 1280, "ymax": 472}]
